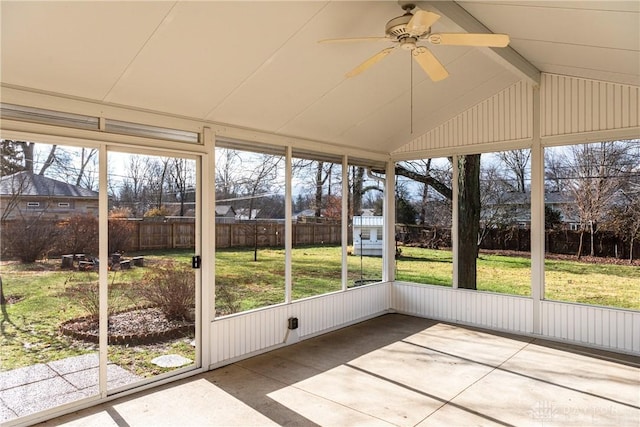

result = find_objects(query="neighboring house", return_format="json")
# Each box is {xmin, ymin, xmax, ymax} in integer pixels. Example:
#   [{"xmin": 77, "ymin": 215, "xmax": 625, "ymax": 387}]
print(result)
[
  {"xmin": 544, "ymin": 192, "xmax": 579, "ymax": 229},
  {"xmin": 0, "ymin": 171, "xmax": 99, "ymax": 220},
  {"xmin": 235, "ymin": 208, "xmax": 260, "ymax": 221},
  {"xmin": 293, "ymin": 208, "xmax": 317, "ymax": 222},
  {"xmin": 215, "ymin": 205, "xmax": 236, "ymax": 223},
  {"xmin": 353, "ymin": 215, "xmax": 383, "ymax": 256},
  {"xmin": 482, "ymin": 191, "xmax": 583, "ymax": 230}
]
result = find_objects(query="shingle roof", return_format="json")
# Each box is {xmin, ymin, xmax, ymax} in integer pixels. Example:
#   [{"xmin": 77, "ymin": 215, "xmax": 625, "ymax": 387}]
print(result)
[{"xmin": 0, "ymin": 171, "xmax": 99, "ymax": 198}]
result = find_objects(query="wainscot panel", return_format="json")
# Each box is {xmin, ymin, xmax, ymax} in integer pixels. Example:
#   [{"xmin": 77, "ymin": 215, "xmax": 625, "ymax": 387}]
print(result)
[
  {"xmin": 541, "ymin": 300, "xmax": 640, "ymax": 354},
  {"xmin": 391, "ymin": 282, "xmax": 533, "ymax": 335},
  {"xmin": 209, "ymin": 282, "xmax": 391, "ymax": 368}
]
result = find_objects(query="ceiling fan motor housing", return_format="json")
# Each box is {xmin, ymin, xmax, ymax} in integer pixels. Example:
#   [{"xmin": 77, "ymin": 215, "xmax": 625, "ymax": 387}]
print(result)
[{"xmin": 386, "ymin": 12, "xmax": 429, "ymax": 49}]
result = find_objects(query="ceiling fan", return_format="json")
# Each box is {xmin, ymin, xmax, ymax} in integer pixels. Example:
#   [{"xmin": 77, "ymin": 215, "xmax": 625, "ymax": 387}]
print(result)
[{"xmin": 319, "ymin": 3, "xmax": 510, "ymax": 82}]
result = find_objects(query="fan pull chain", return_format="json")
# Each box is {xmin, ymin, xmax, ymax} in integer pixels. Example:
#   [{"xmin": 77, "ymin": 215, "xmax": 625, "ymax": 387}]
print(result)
[{"xmin": 410, "ymin": 51, "xmax": 413, "ymax": 134}]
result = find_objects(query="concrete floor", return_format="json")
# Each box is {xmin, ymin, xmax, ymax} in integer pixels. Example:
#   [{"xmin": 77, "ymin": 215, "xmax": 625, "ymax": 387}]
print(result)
[{"xmin": 40, "ymin": 314, "xmax": 639, "ymax": 427}]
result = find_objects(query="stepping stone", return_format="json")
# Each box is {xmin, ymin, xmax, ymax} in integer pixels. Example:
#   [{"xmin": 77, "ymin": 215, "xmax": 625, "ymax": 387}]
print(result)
[{"xmin": 150, "ymin": 354, "xmax": 192, "ymax": 368}]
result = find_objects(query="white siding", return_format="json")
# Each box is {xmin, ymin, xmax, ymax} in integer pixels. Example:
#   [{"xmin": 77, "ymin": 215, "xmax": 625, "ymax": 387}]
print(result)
[
  {"xmin": 541, "ymin": 74, "xmax": 640, "ymax": 137},
  {"xmin": 393, "ymin": 74, "xmax": 639, "ymax": 157},
  {"xmin": 393, "ymin": 80, "xmax": 533, "ymax": 155},
  {"xmin": 209, "ymin": 282, "xmax": 639, "ymax": 368},
  {"xmin": 391, "ymin": 282, "xmax": 533, "ymax": 334},
  {"xmin": 541, "ymin": 300, "xmax": 640, "ymax": 354},
  {"xmin": 209, "ymin": 283, "xmax": 390, "ymax": 367}
]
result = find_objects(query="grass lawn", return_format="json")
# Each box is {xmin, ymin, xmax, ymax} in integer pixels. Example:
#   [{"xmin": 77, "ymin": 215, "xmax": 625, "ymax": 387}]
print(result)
[
  {"xmin": 214, "ymin": 246, "xmax": 383, "ymax": 313},
  {"xmin": 2, "ymin": 246, "xmax": 638, "ymax": 372},
  {"xmin": 395, "ymin": 246, "xmax": 640, "ymax": 310}
]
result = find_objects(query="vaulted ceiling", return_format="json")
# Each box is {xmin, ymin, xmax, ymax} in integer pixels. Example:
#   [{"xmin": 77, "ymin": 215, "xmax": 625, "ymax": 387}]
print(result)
[{"xmin": 1, "ymin": 1, "xmax": 638, "ymax": 155}]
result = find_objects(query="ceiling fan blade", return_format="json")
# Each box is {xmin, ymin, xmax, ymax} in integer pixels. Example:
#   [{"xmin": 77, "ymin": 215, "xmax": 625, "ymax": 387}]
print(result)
[
  {"xmin": 346, "ymin": 47, "xmax": 396, "ymax": 78},
  {"xmin": 406, "ymin": 10, "xmax": 441, "ymax": 36},
  {"xmin": 428, "ymin": 33, "xmax": 510, "ymax": 47},
  {"xmin": 412, "ymin": 47, "xmax": 448, "ymax": 81},
  {"xmin": 318, "ymin": 37, "xmax": 390, "ymax": 44}
]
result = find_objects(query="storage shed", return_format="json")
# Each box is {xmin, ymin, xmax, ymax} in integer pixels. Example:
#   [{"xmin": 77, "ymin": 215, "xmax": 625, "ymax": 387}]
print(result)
[{"xmin": 353, "ymin": 215, "xmax": 384, "ymax": 256}]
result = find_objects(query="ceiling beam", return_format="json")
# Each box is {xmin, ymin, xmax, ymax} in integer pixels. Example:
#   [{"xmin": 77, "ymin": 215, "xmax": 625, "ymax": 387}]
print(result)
[{"xmin": 417, "ymin": 0, "xmax": 541, "ymax": 86}]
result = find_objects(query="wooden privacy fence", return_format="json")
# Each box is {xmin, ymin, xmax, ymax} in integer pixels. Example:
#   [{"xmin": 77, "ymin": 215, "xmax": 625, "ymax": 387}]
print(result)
[
  {"xmin": 120, "ymin": 220, "xmax": 345, "ymax": 251},
  {"xmin": 2, "ymin": 218, "xmax": 636, "ymax": 260},
  {"xmin": 129, "ymin": 221, "xmax": 196, "ymax": 250}
]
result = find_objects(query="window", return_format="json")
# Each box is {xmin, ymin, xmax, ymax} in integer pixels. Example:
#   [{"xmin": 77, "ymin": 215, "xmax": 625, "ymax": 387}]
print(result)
[
  {"xmin": 395, "ymin": 157, "xmax": 453, "ymax": 287},
  {"xmin": 291, "ymin": 154, "xmax": 343, "ymax": 298},
  {"xmin": 214, "ymin": 144, "xmax": 286, "ymax": 315},
  {"xmin": 26, "ymin": 201, "xmax": 40, "ymax": 208},
  {"xmin": 544, "ymin": 141, "xmax": 640, "ymax": 310},
  {"xmin": 58, "ymin": 202, "xmax": 70, "ymax": 208},
  {"xmin": 476, "ymin": 150, "xmax": 531, "ymax": 296},
  {"xmin": 347, "ymin": 160, "xmax": 384, "ymax": 286}
]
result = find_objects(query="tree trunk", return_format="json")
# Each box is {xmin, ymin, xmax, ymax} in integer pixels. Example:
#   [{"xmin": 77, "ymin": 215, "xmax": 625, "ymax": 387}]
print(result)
[
  {"xmin": 457, "ymin": 154, "xmax": 481, "ymax": 290},
  {"xmin": 19, "ymin": 142, "xmax": 35, "ymax": 173},
  {"xmin": 0, "ymin": 276, "xmax": 5, "ymax": 305},
  {"xmin": 577, "ymin": 229, "xmax": 584, "ymax": 259},
  {"xmin": 351, "ymin": 167, "xmax": 364, "ymax": 217},
  {"xmin": 315, "ymin": 161, "xmax": 324, "ymax": 217}
]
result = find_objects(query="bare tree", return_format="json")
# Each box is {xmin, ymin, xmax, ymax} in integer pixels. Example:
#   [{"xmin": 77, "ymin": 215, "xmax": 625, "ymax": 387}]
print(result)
[
  {"xmin": 171, "ymin": 158, "xmax": 195, "ymax": 216},
  {"xmin": 215, "ymin": 148, "xmax": 242, "ymax": 201},
  {"xmin": 117, "ymin": 155, "xmax": 152, "ymax": 216},
  {"xmin": 399, "ymin": 158, "xmax": 453, "ymax": 227},
  {"xmin": 478, "ymin": 161, "xmax": 523, "ymax": 246},
  {"xmin": 567, "ymin": 141, "xmax": 634, "ymax": 258},
  {"xmin": 241, "ymin": 154, "xmax": 282, "ymax": 219},
  {"xmin": 499, "ymin": 149, "xmax": 530, "ymax": 193}
]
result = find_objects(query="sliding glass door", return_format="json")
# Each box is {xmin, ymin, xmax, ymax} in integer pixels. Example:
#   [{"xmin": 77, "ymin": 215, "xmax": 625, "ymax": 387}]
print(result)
[
  {"xmin": 106, "ymin": 149, "xmax": 200, "ymax": 392},
  {"xmin": 0, "ymin": 141, "xmax": 201, "ymax": 423}
]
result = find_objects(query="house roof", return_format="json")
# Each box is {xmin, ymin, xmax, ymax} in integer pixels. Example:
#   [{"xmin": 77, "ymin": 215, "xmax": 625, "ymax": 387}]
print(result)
[
  {"xmin": 1, "ymin": 1, "xmax": 637, "ymax": 156},
  {"xmin": 0, "ymin": 171, "xmax": 99, "ymax": 198},
  {"xmin": 215, "ymin": 205, "xmax": 235, "ymax": 216}
]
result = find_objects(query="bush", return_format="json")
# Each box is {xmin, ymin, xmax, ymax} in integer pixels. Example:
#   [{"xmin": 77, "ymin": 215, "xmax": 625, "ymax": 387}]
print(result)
[
  {"xmin": 1, "ymin": 218, "xmax": 59, "ymax": 263},
  {"xmin": 134, "ymin": 261, "xmax": 194, "ymax": 321},
  {"xmin": 55, "ymin": 214, "xmax": 98, "ymax": 256},
  {"xmin": 63, "ymin": 279, "xmax": 129, "ymax": 320},
  {"xmin": 108, "ymin": 215, "xmax": 136, "ymax": 254}
]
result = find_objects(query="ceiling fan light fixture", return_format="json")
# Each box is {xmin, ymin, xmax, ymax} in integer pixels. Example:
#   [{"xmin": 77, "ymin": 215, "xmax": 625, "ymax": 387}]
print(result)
[{"xmin": 400, "ymin": 37, "xmax": 418, "ymax": 51}]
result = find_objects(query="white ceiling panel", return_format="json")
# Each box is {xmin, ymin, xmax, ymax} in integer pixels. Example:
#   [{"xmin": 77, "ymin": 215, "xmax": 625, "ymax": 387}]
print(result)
[
  {"xmin": 0, "ymin": 1, "xmax": 174, "ymax": 99},
  {"xmin": 1, "ymin": 1, "xmax": 638, "ymax": 155},
  {"xmin": 515, "ymin": 40, "xmax": 640, "ymax": 86},
  {"xmin": 205, "ymin": 2, "xmax": 401, "ymax": 131},
  {"xmin": 460, "ymin": 1, "xmax": 640, "ymax": 85},
  {"xmin": 104, "ymin": 1, "xmax": 326, "ymax": 118}
]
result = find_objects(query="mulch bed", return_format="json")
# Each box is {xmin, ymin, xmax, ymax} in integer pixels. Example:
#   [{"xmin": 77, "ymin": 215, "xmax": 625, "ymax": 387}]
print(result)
[
  {"xmin": 480, "ymin": 249, "xmax": 640, "ymax": 266},
  {"xmin": 60, "ymin": 307, "xmax": 195, "ymax": 345}
]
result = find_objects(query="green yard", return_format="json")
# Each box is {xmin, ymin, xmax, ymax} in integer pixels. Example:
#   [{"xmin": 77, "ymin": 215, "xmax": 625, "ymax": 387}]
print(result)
[{"xmin": 1, "ymin": 246, "xmax": 638, "ymax": 372}]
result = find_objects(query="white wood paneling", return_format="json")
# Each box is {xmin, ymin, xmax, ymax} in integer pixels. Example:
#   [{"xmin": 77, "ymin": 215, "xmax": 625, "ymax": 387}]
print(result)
[
  {"xmin": 541, "ymin": 74, "xmax": 640, "ymax": 138},
  {"xmin": 210, "ymin": 282, "xmax": 638, "ymax": 369},
  {"xmin": 393, "ymin": 81, "xmax": 533, "ymax": 156},
  {"xmin": 391, "ymin": 282, "xmax": 533, "ymax": 334},
  {"xmin": 209, "ymin": 283, "xmax": 390, "ymax": 367},
  {"xmin": 541, "ymin": 301, "xmax": 640, "ymax": 354},
  {"xmin": 392, "ymin": 283, "xmax": 639, "ymax": 355}
]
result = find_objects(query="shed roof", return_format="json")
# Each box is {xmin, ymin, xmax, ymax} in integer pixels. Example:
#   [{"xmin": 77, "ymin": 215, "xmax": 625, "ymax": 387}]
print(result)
[{"xmin": 353, "ymin": 215, "xmax": 384, "ymax": 227}]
